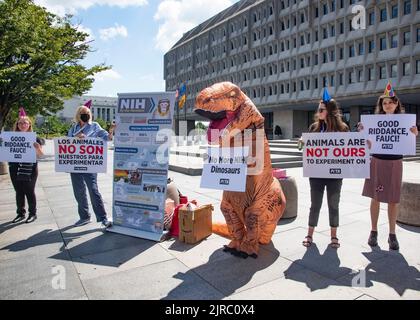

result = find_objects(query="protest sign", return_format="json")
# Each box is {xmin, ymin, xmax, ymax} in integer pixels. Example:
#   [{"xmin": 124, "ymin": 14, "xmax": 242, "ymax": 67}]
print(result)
[
  {"xmin": 109, "ymin": 92, "xmax": 176, "ymax": 241},
  {"xmin": 303, "ymin": 132, "xmax": 369, "ymax": 178},
  {"xmin": 54, "ymin": 137, "xmax": 107, "ymax": 173},
  {"xmin": 360, "ymin": 114, "xmax": 417, "ymax": 155},
  {"xmin": 200, "ymin": 147, "xmax": 249, "ymax": 192},
  {"xmin": 0, "ymin": 132, "xmax": 36, "ymax": 163}
]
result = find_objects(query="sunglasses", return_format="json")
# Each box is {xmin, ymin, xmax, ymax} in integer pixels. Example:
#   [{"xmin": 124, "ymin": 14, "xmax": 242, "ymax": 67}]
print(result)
[{"xmin": 18, "ymin": 122, "xmax": 30, "ymax": 125}]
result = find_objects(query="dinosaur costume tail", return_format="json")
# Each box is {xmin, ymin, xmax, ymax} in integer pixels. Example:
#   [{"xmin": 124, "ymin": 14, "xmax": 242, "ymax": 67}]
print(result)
[{"xmin": 212, "ymin": 222, "xmax": 232, "ymax": 239}]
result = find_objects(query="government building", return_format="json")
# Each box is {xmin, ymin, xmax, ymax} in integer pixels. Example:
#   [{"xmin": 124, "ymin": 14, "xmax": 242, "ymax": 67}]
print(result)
[{"xmin": 164, "ymin": 0, "xmax": 420, "ymax": 138}]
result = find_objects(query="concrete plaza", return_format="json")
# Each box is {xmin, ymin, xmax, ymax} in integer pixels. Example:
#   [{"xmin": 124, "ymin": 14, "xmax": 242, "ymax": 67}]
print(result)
[{"xmin": 0, "ymin": 146, "xmax": 419, "ymax": 300}]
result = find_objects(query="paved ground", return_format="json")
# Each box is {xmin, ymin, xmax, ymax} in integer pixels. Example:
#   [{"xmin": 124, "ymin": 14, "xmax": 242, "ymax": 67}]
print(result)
[{"xmin": 0, "ymin": 144, "xmax": 419, "ymax": 300}]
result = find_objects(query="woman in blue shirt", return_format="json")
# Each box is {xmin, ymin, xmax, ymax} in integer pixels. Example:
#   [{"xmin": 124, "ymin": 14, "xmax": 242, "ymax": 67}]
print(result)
[{"xmin": 68, "ymin": 105, "xmax": 115, "ymax": 227}]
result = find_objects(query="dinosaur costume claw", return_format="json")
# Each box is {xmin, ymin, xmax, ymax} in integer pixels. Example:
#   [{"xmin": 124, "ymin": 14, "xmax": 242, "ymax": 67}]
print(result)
[{"xmin": 195, "ymin": 82, "xmax": 287, "ymax": 258}]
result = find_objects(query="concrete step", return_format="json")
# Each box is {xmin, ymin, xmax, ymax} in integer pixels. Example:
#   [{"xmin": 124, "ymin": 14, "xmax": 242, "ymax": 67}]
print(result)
[
  {"xmin": 269, "ymin": 147, "xmax": 303, "ymax": 156},
  {"xmin": 272, "ymin": 161, "xmax": 303, "ymax": 169},
  {"xmin": 404, "ymin": 156, "xmax": 420, "ymax": 162},
  {"xmin": 271, "ymin": 155, "xmax": 302, "ymax": 163},
  {"xmin": 268, "ymin": 143, "xmax": 298, "ymax": 149}
]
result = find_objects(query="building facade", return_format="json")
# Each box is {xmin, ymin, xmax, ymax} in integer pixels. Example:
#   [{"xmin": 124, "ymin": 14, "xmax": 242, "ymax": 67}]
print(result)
[
  {"xmin": 164, "ymin": 0, "xmax": 420, "ymax": 138},
  {"xmin": 37, "ymin": 95, "xmax": 118, "ymax": 124}
]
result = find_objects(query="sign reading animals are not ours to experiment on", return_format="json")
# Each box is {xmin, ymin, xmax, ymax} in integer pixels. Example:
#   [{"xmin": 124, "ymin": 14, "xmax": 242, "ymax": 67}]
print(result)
[
  {"xmin": 0, "ymin": 132, "xmax": 37, "ymax": 163},
  {"xmin": 361, "ymin": 114, "xmax": 417, "ymax": 155},
  {"xmin": 302, "ymin": 132, "xmax": 370, "ymax": 179},
  {"xmin": 108, "ymin": 92, "xmax": 175, "ymax": 241}
]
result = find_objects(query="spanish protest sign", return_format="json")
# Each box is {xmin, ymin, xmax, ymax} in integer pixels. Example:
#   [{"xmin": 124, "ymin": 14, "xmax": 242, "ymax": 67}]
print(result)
[
  {"xmin": 54, "ymin": 137, "xmax": 107, "ymax": 173},
  {"xmin": 109, "ymin": 91, "xmax": 176, "ymax": 241},
  {"xmin": 201, "ymin": 147, "xmax": 249, "ymax": 192},
  {"xmin": 303, "ymin": 132, "xmax": 369, "ymax": 178},
  {"xmin": 0, "ymin": 132, "xmax": 36, "ymax": 163},
  {"xmin": 360, "ymin": 114, "xmax": 417, "ymax": 155}
]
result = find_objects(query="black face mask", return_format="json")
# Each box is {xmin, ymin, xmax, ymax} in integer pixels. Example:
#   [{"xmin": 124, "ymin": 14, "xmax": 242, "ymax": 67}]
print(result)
[{"xmin": 80, "ymin": 114, "xmax": 90, "ymax": 123}]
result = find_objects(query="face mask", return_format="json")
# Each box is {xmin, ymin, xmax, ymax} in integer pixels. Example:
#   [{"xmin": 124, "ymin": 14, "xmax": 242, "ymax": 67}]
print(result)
[{"xmin": 80, "ymin": 114, "xmax": 90, "ymax": 123}]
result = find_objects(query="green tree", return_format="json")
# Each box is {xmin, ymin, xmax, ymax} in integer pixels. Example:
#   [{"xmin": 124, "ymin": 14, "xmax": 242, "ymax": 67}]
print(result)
[{"xmin": 0, "ymin": 0, "xmax": 109, "ymax": 130}]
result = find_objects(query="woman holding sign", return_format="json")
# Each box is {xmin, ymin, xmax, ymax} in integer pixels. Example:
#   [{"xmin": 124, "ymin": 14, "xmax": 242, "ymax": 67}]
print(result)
[
  {"xmin": 360, "ymin": 84, "xmax": 418, "ymax": 250},
  {"xmin": 302, "ymin": 89, "xmax": 349, "ymax": 249},
  {"xmin": 68, "ymin": 105, "xmax": 115, "ymax": 227},
  {"xmin": 9, "ymin": 109, "xmax": 44, "ymax": 223}
]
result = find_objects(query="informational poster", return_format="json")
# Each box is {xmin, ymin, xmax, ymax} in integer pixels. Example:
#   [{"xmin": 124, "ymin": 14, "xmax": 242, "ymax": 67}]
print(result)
[
  {"xmin": 302, "ymin": 132, "xmax": 370, "ymax": 179},
  {"xmin": 108, "ymin": 92, "xmax": 176, "ymax": 241},
  {"xmin": 360, "ymin": 114, "xmax": 417, "ymax": 155},
  {"xmin": 54, "ymin": 137, "xmax": 107, "ymax": 173},
  {"xmin": 0, "ymin": 132, "xmax": 36, "ymax": 163},
  {"xmin": 200, "ymin": 147, "xmax": 249, "ymax": 192}
]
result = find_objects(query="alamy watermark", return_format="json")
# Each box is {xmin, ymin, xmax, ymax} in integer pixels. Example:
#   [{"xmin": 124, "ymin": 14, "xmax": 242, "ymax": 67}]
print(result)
[
  {"xmin": 51, "ymin": 265, "xmax": 66, "ymax": 290},
  {"xmin": 352, "ymin": 5, "xmax": 367, "ymax": 30}
]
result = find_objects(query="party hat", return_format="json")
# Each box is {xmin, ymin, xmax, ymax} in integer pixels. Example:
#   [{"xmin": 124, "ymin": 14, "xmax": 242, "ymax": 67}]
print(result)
[
  {"xmin": 84, "ymin": 100, "xmax": 92, "ymax": 109},
  {"xmin": 384, "ymin": 81, "xmax": 396, "ymax": 97},
  {"xmin": 19, "ymin": 107, "xmax": 27, "ymax": 117},
  {"xmin": 322, "ymin": 87, "xmax": 332, "ymax": 103}
]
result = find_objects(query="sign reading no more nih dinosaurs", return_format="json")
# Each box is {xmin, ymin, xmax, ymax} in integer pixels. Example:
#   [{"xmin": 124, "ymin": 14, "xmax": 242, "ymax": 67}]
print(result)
[{"xmin": 201, "ymin": 147, "xmax": 249, "ymax": 192}]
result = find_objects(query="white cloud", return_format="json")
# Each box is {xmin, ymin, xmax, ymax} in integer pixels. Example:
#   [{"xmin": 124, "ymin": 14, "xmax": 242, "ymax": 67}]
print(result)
[
  {"xmin": 94, "ymin": 69, "xmax": 122, "ymax": 81},
  {"xmin": 99, "ymin": 24, "xmax": 128, "ymax": 41},
  {"xmin": 154, "ymin": 0, "xmax": 235, "ymax": 52},
  {"xmin": 34, "ymin": 0, "xmax": 148, "ymax": 16},
  {"xmin": 76, "ymin": 25, "xmax": 95, "ymax": 42}
]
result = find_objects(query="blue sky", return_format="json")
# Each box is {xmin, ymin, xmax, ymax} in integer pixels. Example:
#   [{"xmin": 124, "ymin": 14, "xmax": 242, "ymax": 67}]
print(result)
[{"xmin": 34, "ymin": 0, "xmax": 239, "ymax": 97}]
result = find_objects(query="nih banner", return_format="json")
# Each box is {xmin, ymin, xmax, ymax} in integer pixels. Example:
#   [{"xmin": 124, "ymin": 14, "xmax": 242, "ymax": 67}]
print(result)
[
  {"xmin": 0, "ymin": 132, "xmax": 37, "ymax": 163},
  {"xmin": 109, "ymin": 91, "xmax": 176, "ymax": 241},
  {"xmin": 200, "ymin": 147, "xmax": 249, "ymax": 192},
  {"xmin": 54, "ymin": 137, "xmax": 107, "ymax": 173},
  {"xmin": 360, "ymin": 114, "xmax": 417, "ymax": 155},
  {"xmin": 302, "ymin": 132, "xmax": 369, "ymax": 179}
]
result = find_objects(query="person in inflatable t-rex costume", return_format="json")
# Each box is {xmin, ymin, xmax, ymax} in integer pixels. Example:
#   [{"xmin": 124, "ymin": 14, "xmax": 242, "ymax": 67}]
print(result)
[{"xmin": 195, "ymin": 82, "xmax": 286, "ymax": 258}]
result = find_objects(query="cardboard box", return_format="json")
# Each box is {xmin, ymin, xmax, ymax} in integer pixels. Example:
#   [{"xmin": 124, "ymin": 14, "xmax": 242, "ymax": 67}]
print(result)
[{"xmin": 178, "ymin": 204, "xmax": 213, "ymax": 244}]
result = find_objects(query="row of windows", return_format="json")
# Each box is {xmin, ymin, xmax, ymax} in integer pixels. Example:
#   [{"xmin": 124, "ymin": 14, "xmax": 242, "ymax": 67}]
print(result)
[
  {"xmin": 168, "ymin": 0, "xmax": 420, "ymax": 61},
  {"xmin": 168, "ymin": 29, "xmax": 420, "ymax": 78},
  {"xmin": 168, "ymin": 58, "xmax": 420, "ymax": 99}
]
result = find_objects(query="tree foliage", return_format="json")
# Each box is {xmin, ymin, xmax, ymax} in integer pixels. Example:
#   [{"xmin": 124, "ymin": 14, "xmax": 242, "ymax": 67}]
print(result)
[{"xmin": 0, "ymin": 0, "xmax": 109, "ymax": 130}]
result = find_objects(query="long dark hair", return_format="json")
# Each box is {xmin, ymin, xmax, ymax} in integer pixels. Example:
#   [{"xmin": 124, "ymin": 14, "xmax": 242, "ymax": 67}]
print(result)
[
  {"xmin": 375, "ymin": 95, "xmax": 405, "ymax": 114},
  {"xmin": 311, "ymin": 99, "xmax": 348, "ymax": 132}
]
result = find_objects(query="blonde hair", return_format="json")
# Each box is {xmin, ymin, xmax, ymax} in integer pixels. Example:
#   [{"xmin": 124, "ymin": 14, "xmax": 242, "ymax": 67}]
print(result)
[
  {"xmin": 14, "ymin": 116, "xmax": 33, "ymax": 132},
  {"xmin": 74, "ymin": 106, "xmax": 92, "ymax": 124}
]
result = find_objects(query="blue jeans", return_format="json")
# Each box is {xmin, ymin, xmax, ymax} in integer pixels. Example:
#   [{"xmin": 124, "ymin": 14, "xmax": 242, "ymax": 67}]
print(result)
[{"xmin": 70, "ymin": 173, "xmax": 107, "ymax": 222}]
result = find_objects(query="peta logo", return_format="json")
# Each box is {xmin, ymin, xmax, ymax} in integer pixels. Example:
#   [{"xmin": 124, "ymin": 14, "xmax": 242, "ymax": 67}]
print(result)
[
  {"xmin": 220, "ymin": 178, "xmax": 230, "ymax": 185},
  {"xmin": 330, "ymin": 168, "xmax": 341, "ymax": 174},
  {"xmin": 382, "ymin": 144, "xmax": 393, "ymax": 149}
]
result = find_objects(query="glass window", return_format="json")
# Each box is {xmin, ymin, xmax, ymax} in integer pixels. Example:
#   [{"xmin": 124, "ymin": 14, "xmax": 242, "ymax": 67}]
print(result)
[
  {"xmin": 380, "ymin": 37, "xmax": 387, "ymax": 50},
  {"xmin": 404, "ymin": 0, "xmax": 412, "ymax": 15},
  {"xmin": 349, "ymin": 45, "xmax": 355, "ymax": 57},
  {"xmin": 359, "ymin": 43, "xmax": 364, "ymax": 55},
  {"xmin": 391, "ymin": 34, "xmax": 398, "ymax": 48},
  {"xmin": 404, "ymin": 31, "xmax": 411, "ymax": 45},
  {"xmin": 380, "ymin": 8, "xmax": 387, "ymax": 22},
  {"xmin": 403, "ymin": 62, "xmax": 410, "ymax": 76},
  {"xmin": 369, "ymin": 11, "xmax": 375, "ymax": 25},
  {"xmin": 379, "ymin": 66, "xmax": 386, "ymax": 79},
  {"xmin": 391, "ymin": 64, "xmax": 397, "ymax": 78},
  {"xmin": 392, "ymin": 5, "xmax": 398, "ymax": 18}
]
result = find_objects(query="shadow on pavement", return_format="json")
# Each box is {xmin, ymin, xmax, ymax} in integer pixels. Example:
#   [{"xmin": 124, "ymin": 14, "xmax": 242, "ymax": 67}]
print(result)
[
  {"xmin": 1, "ymin": 225, "xmax": 155, "ymax": 268},
  {"xmin": 284, "ymin": 244, "xmax": 353, "ymax": 291},
  {"xmin": 163, "ymin": 242, "xmax": 280, "ymax": 299}
]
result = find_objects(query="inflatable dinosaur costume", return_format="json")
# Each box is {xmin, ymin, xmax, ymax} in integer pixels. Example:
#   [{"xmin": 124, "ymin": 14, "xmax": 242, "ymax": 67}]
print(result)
[{"xmin": 195, "ymin": 82, "xmax": 286, "ymax": 258}]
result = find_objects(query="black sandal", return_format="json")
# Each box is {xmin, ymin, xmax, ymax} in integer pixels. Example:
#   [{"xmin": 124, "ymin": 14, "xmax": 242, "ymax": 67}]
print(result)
[
  {"xmin": 330, "ymin": 237, "xmax": 340, "ymax": 249},
  {"xmin": 368, "ymin": 231, "xmax": 378, "ymax": 247},
  {"xmin": 302, "ymin": 235, "xmax": 313, "ymax": 247},
  {"xmin": 388, "ymin": 234, "xmax": 399, "ymax": 251}
]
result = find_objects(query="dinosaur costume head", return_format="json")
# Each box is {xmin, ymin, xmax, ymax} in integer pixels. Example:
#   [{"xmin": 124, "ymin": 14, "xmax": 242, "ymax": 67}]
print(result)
[
  {"xmin": 195, "ymin": 82, "xmax": 264, "ymax": 144},
  {"xmin": 194, "ymin": 82, "xmax": 286, "ymax": 259}
]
